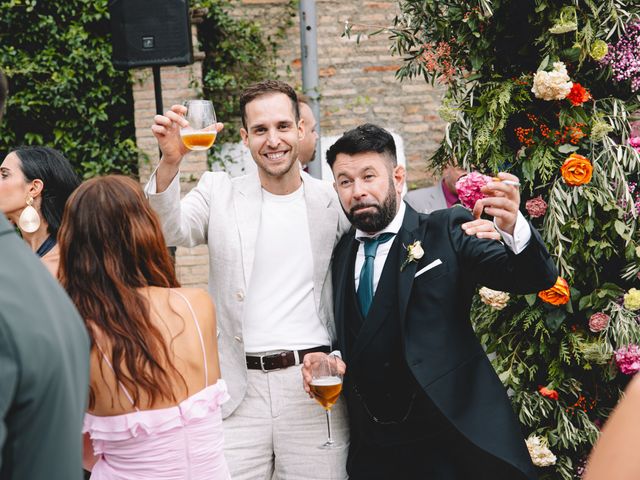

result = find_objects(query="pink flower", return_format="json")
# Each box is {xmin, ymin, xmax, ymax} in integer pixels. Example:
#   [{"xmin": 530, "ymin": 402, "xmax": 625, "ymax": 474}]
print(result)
[
  {"xmin": 455, "ymin": 172, "xmax": 492, "ymax": 210},
  {"xmin": 614, "ymin": 344, "xmax": 640, "ymax": 375},
  {"xmin": 525, "ymin": 196, "xmax": 548, "ymax": 218},
  {"xmin": 589, "ymin": 312, "xmax": 610, "ymax": 332},
  {"xmin": 629, "ymin": 136, "xmax": 640, "ymax": 153}
]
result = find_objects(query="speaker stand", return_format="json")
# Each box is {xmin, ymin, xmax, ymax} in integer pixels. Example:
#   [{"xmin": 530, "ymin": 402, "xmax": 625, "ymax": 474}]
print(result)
[{"xmin": 152, "ymin": 65, "xmax": 164, "ymax": 160}]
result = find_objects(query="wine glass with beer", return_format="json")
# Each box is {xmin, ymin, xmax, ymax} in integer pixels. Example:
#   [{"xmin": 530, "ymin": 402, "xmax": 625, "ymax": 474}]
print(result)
[
  {"xmin": 181, "ymin": 100, "xmax": 217, "ymax": 151},
  {"xmin": 309, "ymin": 354, "xmax": 343, "ymax": 449}
]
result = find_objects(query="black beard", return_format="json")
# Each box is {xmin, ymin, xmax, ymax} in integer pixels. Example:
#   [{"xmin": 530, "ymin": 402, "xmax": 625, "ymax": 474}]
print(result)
[{"xmin": 346, "ymin": 188, "xmax": 397, "ymax": 234}]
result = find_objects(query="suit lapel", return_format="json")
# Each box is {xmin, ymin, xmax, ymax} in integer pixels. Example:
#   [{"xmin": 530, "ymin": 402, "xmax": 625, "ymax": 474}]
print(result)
[
  {"xmin": 304, "ymin": 175, "xmax": 339, "ymax": 315},
  {"xmin": 397, "ymin": 205, "xmax": 427, "ymax": 323},
  {"xmin": 333, "ymin": 234, "xmax": 358, "ymax": 357},
  {"xmin": 234, "ymin": 173, "xmax": 262, "ymax": 287}
]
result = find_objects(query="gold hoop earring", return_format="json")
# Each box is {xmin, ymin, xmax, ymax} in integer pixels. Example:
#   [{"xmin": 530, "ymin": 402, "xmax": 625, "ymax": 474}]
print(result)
[{"xmin": 18, "ymin": 197, "xmax": 41, "ymax": 233}]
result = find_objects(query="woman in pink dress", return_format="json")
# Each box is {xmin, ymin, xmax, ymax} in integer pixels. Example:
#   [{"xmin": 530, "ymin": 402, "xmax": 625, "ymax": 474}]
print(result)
[{"xmin": 58, "ymin": 175, "xmax": 230, "ymax": 480}]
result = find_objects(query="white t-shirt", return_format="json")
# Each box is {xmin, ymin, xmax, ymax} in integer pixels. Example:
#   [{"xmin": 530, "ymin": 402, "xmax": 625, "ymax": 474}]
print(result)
[{"xmin": 242, "ymin": 184, "xmax": 331, "ymax": 352}]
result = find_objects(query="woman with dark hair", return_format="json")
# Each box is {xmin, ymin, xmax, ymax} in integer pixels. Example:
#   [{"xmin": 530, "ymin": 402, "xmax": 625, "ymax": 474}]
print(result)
[
  {"xmin": 0, "ymin": 146, "xmax": 80, "ymax": 275},
  {"xmin": 58, "ymin": 175, "xmax": 230, "ymax": 479}
]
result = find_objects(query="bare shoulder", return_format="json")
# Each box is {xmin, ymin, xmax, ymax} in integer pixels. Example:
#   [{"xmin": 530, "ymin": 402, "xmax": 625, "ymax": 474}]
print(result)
[{"xmin": 172, "ymin": 287, "xmax": 215, "ymax": 320}]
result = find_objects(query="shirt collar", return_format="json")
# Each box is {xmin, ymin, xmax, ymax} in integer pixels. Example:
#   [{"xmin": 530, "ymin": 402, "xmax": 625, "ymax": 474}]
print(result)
[{"xmin": 355, "ymin": 202, "xmax": 406, "ymax": 242}]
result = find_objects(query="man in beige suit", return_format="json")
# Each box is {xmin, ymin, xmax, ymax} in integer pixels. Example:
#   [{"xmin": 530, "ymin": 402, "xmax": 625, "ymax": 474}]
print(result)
[{"xmin": 147, "ymin": 80, "xmax": 350, "ymax": 480}]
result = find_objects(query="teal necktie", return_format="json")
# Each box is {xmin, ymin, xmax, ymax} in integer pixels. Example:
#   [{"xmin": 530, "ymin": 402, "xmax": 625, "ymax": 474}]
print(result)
[{"xmin": 357, "ymin": 232, "xmax": 395, "ymax": 317}]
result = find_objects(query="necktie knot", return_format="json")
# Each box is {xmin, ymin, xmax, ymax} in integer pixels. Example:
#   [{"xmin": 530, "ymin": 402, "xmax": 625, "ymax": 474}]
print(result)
[{"xmin": 362, "ymin": 232, "xmax": 395, "ymax": 258}]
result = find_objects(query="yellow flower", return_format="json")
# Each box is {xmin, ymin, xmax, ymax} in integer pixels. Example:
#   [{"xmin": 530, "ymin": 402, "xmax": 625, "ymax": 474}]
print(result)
[
  {"xmin": 590, "ymin": 40, "xmax": 609, "ymax": 61},
  {"xmin": 624, "ymin": 288, "xmax": 640, "ymax": 311}
]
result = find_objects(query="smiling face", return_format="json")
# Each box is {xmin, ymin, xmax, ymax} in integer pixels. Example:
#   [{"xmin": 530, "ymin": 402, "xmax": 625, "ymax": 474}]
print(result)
[
  {"xmin": 332, "ymin": 151, "xmax": 405, "ymax": 233},
  {"xmin": 240, "ymin": 92, "xmax": 304, "ymax": 192}
]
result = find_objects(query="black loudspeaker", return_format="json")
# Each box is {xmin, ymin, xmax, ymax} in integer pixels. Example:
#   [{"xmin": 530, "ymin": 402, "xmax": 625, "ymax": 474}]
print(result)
[{"xmin": 109, "ymin": 0, "xmax": 193, "ymax": 69}]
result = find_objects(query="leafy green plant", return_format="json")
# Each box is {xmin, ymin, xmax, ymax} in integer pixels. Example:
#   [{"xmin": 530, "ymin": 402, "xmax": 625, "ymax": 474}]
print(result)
[
  {"xmin": 0, "ymin": 0, "xmax": 138, "ymax": 178},
  {"xmin": 358, "ymin": 0, "xmax": 640, "ymax": 477}
]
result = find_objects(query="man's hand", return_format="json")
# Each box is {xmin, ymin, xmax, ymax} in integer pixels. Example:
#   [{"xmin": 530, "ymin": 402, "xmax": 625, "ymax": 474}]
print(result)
[
  {"xmin": 151, "ymin": 104, "xmax": 190, "ymax": 165},
  {"xmin": 302, "ymin": 353, "xmax": 346, "ymax": 397},
  {"xmin": 472, "ymin": 172, "xmax": 520, "ymax": 236},
  {"xmin": 150, "ymin": 104, "xmax": 224, "ymax": 192},
  {"xmin": 461, "ymin": 218, "xmax": 501, "ymax": 241}
]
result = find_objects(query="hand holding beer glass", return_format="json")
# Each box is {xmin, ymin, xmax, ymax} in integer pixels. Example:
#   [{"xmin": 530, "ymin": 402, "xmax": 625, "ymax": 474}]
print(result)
[
  {"xmin": 309, "ymin": 354, "xmax": 343, "ymax": 449},
  {"xmin": 180, "ymin": 100, "xmax": 217, "ymax": 151}
]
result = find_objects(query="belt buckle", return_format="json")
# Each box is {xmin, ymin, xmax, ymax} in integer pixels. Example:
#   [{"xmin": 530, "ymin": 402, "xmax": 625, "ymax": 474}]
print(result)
[{"xmin": 259, "ymin": 353, "xmax": 279, "ymax": 372}]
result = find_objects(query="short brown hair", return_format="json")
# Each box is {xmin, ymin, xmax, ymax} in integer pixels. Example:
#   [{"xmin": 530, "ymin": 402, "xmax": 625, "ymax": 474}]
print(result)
[
  {"xmin": 240, "ymin": 80, "xmax": 299, "ymax": 129},
  {"xmin": 297, "ymin": 92, "xmax": 311, "ymax": 106},
  {"xmin": 0, "ymin": 71, "xmax": 7, "ymax": 122}
]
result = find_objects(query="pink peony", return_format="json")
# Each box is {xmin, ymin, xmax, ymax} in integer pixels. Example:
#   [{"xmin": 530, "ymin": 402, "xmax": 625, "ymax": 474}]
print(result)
[
  {"xmin": 589, "ymin": 312, "xmax": 610, "ymax": 332},
  {"xmin": 455, "ymin": 172, "xmax": 492, "ymax": 210},
  {"xmin": 614, "ymin": 344, "xmax": 640, "ymax": 375},
  {"xmin": 525, "ymin": 196, "xmax": 548, "ymax": 218},
  {"xmin": 629, "ymin": 136, "xmax": 640, "ymax": 153}
]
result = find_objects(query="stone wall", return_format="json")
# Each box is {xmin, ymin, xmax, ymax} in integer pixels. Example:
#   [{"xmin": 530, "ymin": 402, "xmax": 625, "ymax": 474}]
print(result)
[{"xmin": 133, "ymin": 1, "xmax": 447, "ymax": 288}]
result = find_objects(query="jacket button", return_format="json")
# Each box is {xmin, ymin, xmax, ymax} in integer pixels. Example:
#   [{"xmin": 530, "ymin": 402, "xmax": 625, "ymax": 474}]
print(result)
[
  {"xmin": 234, "ymin": 335, "xmax": 242, "ymax": 343},
  {"xmin": 236, "ymin": 290, "xmax": 245, "ymax": 301}
]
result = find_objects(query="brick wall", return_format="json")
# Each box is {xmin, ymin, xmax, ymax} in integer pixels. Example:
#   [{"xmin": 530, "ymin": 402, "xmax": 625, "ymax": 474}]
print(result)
[
  {"xmin": 133, "ymin": 2, "xmax": 447, "ymax": 288},
  {"xmin": 236, "ymin": 0, "xmax": 446, "ymax": 187}
]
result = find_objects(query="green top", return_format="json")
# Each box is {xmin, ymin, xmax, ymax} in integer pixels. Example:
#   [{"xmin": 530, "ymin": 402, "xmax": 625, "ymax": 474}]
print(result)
[{"xmin": 0, "ymin": 213, "xmax": 89, "ymax": 480}]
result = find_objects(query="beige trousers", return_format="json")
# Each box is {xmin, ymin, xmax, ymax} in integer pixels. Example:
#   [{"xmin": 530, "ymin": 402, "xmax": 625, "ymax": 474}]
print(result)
[{"xmin": 223, "ymin": 366, "xmax": 349, "ymax": 480}]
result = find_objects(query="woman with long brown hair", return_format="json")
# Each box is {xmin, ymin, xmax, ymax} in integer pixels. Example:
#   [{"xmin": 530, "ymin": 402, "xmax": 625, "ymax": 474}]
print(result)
[{"xmin": 58, "ymin": 175, "xmax": 230, "ymax": 479}]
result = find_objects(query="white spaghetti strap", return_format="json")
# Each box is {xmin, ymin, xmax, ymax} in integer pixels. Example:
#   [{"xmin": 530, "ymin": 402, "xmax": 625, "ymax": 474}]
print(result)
[
  {"xmin": 171, "ymin": 289, "xmax": 209, "ymax": 387},
  {"xmin": 95, "ymin": 344, "xmax": 140, "ymax": 411}
]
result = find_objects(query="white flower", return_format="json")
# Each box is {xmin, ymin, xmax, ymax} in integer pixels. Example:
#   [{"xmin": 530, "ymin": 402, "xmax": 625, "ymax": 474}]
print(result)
[
  {"xmin": 407, "ymin": 241, "xmax": 424, "ymax": 261},
  {"xmin": 401, "ymin": 240, "xmax": 424, "ymax": 271},
  {"xmin": 479, "ymin": 287, "xmax": 510, "ymax": 310},
  {"xmin": 531, "ymin": 62, "xmax": 573, "ymax": 101},
  {"xmin": 526, "ymin": 435, "xmax": 557, "ymax": 467}
]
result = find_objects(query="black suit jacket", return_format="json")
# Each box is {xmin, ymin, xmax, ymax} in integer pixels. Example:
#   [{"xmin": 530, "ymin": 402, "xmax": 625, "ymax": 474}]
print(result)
[{"xmin": 332, "ymin": 204, "xmax": 558, "ymax": 479}]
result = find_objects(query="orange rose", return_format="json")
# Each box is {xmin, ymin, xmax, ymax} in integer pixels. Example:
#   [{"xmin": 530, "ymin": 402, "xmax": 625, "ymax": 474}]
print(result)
[
  {"xmin": 538, "ymin": 386, "xmax": 559, "ymax": 400},
  {"xmin": 538, "ymin": 277, "xmax": 571, "ymax": 305},
  {"xmin": 560, "ymin": 153, "xmax": 593, "ymax": 186}
]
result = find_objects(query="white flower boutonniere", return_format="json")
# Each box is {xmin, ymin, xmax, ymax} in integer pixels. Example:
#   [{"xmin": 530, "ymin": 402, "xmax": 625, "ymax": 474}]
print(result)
[{"xmin": 401, "ymin": 240, "xmax": 424, "ymax": 271}]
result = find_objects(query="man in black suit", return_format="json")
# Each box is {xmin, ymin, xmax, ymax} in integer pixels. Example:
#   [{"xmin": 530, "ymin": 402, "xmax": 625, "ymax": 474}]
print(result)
[
  {"xmin": 303, "ymin": 123, "xmax": 557, "ymax": 479},
  {"xmin": 0, "ymin": 70, "xmax": 90, "ymax": 480}
]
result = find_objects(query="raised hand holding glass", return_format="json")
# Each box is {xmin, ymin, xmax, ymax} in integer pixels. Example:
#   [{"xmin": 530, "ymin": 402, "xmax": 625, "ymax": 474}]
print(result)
[{"xmin": 180, "ymin": 100, "xmax": 217, "ymax": 151}]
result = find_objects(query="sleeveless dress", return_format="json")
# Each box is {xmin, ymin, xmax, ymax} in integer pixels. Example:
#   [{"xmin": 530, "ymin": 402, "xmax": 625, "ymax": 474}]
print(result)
[{"xmin": 83, "ymin": 290, "xmax": 231, "ymax": 480}]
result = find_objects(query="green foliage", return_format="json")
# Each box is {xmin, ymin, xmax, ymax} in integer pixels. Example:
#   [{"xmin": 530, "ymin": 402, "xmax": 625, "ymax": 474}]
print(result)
[
  {"xmin": 389, "ymin": 0, "xmax": 640, "ymax": 477},
  {"xmin": 0, "ymin": 0, "xmax": 138, "ymax": 177}
]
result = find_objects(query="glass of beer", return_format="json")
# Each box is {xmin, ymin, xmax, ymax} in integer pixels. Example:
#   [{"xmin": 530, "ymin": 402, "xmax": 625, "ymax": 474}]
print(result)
[
  {"xmin": 181, "ymin": 100, "xmax": 217, "ymax": 151},
  {"xmin": 309, "ymin": 354, "xmax": 343, "ymax": 449}
]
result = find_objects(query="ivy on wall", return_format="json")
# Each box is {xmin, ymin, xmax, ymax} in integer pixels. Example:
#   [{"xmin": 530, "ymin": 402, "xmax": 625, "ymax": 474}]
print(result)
[{"xmin": 0, "ymin": 0, "xmax": 138, "ymax": 178}]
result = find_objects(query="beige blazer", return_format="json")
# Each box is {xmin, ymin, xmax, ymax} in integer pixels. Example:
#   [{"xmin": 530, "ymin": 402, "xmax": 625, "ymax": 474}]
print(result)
[
  {"xmin": 403, "ymin": 184, "xmax": 448, "ymax": 214},
  {"xmin": 146, "ymin": 170, "xmax": 350, "ymax": 417}
]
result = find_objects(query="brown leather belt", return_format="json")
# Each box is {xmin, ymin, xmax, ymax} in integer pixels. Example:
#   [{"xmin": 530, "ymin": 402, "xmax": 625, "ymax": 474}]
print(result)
[{"xmin": 246, "ymin": 346, "xmax": 331, "ymax": 371}]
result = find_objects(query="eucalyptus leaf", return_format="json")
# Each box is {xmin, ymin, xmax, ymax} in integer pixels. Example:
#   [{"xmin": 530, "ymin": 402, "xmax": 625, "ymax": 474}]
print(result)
[{"xmin": 558, "ymin": 144, "xmax": 580, "ymax": 153}]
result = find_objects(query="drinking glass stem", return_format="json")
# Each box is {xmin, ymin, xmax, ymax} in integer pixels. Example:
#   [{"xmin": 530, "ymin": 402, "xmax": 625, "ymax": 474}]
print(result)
[{"xmin": 325, "ymin": 408, "xmax": 334, "ymax": 445}]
